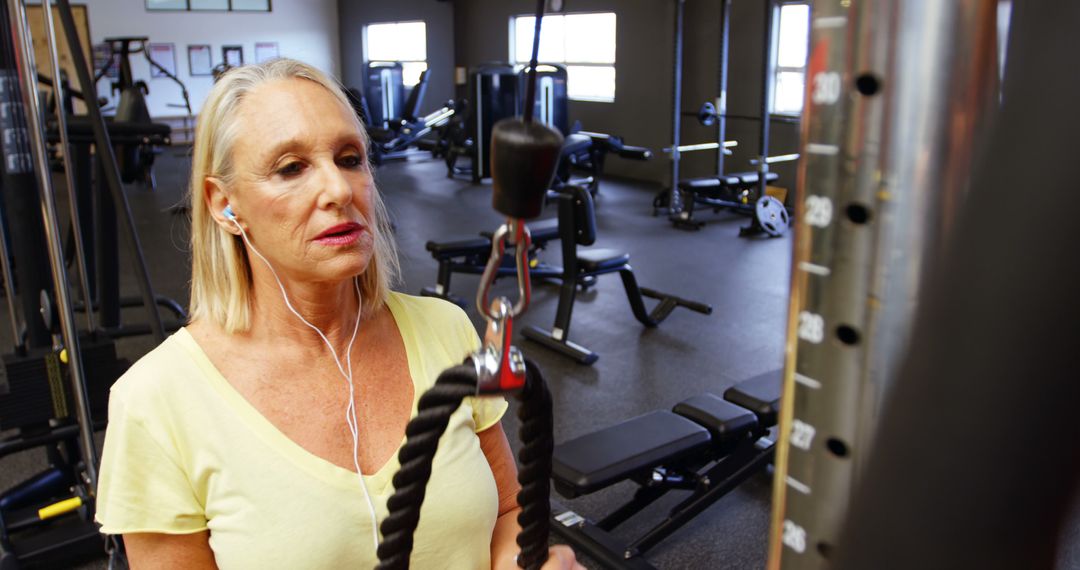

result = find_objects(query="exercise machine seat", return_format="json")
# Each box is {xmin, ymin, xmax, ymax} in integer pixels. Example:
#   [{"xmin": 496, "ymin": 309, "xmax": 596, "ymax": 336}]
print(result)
[
  {"xmin": 425, "ymin": 237, "xmax": 491, "ymax": 257},
  {"xmin": 562, "ymin": 133, "xmax": 593, "ymax": 157},
  {"xmin": 552, "ymin": 411, "xmax": 710, "ymax": 497},
  {"xmin": 673, "ymin": 394, "xmax": 758, "ymax": 450},
  {"xmin": 679, "ymin": 175, "xmax": 742, "ymax": 191},
  {"xmin": 576, "ymin": 248, "xmax": 630, "ymax": 273},
  {"xmin": 49, "ymin": 116, "xmax": 171, "ymax": 145},
  {"xmin": 723, "ymin": 371, "xmax": 782, "ymax": 428}
]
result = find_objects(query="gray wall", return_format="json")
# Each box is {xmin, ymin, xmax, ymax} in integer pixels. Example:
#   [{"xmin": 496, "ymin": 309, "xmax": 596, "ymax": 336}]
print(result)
[{"xmin": 338, "ymin": 0, "xmax": 456, "ymax": 112}]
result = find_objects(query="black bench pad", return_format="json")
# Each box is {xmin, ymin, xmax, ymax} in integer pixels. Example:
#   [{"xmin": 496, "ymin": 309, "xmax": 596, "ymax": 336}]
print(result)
[
  {"xmin": 425, "ymin": 237, "xmax": 491, "ymax": 257},
  {"xmin": 552, "ymin": 411, "xmax": 710, "ymax": 497},
  {"xmin": 679, "ymin": 176, "xmax": 742, "ymax": 191},
  {"xmin": 723, "ymin": 370, "xmax": 782, "ymax": 428},
  {"xmin": 673, "ymin": 394, "xmax": 758, "ymax": 449},
  {"xmin": 577, "ymin": 248, "xmax": 630, "ymax": 273}
]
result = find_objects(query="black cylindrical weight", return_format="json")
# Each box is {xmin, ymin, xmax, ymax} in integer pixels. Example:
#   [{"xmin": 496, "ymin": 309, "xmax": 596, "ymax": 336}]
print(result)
[{"xmin": 491, "ymin": 118, "xmax": 563, "ymax": 220}]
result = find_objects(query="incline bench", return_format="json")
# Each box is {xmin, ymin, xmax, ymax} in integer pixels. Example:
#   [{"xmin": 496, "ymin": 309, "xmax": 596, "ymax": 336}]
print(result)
[{"xmin": 550, "ymin": 371, "xmax": 782, "ymax": 568}]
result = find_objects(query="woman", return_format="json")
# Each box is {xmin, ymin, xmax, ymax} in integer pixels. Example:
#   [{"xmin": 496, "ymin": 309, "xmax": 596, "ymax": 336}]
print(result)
[{"xmin": 95, "ymin": 58, "xmax": 581, "ymax": 569}]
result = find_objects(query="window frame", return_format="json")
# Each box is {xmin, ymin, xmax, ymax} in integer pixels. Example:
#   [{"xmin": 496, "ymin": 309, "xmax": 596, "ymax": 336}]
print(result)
[
  {"xmin": 509, "ymin": 11, "xmax": 617, "ymax": 104},
  {"xmin": 771, "ymin": 1, "xmax": 811, "ymax": 119},
  {"xmin": 363, "ymin": 20, "xmax": 429, "ymax": 88}
]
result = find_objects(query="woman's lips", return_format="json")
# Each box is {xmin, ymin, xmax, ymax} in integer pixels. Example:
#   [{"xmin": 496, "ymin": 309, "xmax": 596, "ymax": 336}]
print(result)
[{"xmin": 314, "ymin": 222, "xmax": 364, "ymax": 246}]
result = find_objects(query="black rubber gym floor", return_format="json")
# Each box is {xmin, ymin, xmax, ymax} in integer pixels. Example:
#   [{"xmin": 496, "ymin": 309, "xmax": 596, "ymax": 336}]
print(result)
[{"xmin": 2, "ymin": 149, "xmax": 1077, "ymax": 569}]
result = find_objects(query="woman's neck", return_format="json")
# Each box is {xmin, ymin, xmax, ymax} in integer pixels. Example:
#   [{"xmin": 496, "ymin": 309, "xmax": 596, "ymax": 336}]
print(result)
[{"xmin": 246, "ymin": 268, "xmax": 364, "ymax": 354}]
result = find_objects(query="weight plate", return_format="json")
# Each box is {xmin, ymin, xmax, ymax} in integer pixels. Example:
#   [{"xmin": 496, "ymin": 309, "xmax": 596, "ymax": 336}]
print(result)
[{"xmin": 755, "ymin": 196, "xmax": 790, "ymax": 237}]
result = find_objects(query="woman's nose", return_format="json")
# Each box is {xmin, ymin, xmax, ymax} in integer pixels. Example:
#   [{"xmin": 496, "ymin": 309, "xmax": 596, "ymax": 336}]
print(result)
[{"xmin": 317, "ymin": 161, "xmax": 354, "ymax": 209}]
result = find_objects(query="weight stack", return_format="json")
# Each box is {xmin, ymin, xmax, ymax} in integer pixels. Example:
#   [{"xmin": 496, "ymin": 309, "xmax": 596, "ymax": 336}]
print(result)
[{"xmin": 0, "ymin": 337, "xmax": 129, "ymax": 431}]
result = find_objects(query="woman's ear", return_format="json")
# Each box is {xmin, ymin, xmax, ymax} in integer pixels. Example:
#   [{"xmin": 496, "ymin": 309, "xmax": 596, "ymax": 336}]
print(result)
[{"xmin": 205, "ymin": 177, "xmax": 241, "ymax": 235}]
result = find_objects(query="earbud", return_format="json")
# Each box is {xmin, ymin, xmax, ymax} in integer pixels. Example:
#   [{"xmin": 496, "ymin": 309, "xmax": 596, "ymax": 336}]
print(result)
[{"xmin": 223, "ymin": 205, "xmax": 236, "ymax": 221}]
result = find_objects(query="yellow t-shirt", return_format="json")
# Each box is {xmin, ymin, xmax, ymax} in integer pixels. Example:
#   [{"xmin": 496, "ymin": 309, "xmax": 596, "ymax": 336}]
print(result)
[{"xmin": 95, "ymin": 292, "xmax": 509, "ymax": 569}]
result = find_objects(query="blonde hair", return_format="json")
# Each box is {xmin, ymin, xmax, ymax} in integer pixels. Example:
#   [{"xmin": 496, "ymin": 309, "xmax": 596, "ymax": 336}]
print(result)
[{"xmin": 188, "ymin": 58, "xmax": 399, "ymax": 333}]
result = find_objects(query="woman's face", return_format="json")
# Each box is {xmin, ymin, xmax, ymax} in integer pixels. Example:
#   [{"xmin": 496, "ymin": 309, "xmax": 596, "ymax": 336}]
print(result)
[{"xmin": 225, "ymin": 77, "xmax": 375, "ymax": 285}]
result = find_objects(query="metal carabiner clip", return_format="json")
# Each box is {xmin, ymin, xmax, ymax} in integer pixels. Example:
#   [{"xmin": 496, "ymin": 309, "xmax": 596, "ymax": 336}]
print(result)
[
  {"xmin": 473, "ymin": 218, "xmax": 532, "ymax": 393},
  {"xmin": 476, "ymin": 218, "xmax": 532, "ymax": 319}
]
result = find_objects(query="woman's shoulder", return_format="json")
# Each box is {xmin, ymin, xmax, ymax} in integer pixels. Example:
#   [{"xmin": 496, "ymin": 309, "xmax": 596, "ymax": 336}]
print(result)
[
  {"xmin": 387, "ymin": 291, "xmax": 480, "ymax": 359},
  {"xmin": 108, "ymin": 328, "xmax": 206, "ymax": 409},
  {"xmin": 387, "ymin": 290, "xmax": 473, "ymax": 329}
]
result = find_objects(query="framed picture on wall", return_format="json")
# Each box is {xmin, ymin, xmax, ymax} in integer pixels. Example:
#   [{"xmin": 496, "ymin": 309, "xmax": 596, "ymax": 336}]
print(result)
[
  {"xmin": 188, "ymin": 44, "xmax": 213, "ymax": 76},
  {"xmin": 222, "ymin": 45, "xmax": 243, "ymax": 67},
  {"xmin": 254, "ymin": 42, "xmax": 278, "ymax": 63},
  {"xmin": 148, "ymin": 43, "xmax": 177, "ymax": 78}
]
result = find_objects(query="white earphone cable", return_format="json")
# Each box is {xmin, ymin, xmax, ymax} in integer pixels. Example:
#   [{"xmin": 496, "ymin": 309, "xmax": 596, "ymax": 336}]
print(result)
[{"xmin": 230, "ymin": 216, "xmax": 381, "ymax": 551}]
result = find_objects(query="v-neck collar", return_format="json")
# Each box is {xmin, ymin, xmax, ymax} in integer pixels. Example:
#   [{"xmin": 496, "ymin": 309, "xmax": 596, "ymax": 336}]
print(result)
[{"xmin": 174, "ymin": 293, "xmax": 423, "ymax": 494}]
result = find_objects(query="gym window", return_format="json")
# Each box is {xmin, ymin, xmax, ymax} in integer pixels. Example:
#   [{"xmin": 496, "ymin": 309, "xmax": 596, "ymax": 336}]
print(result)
[
  {"xmin": 364, "ymin": 21, "xmax": 428, "ymax": 87},
  {"xmin": 772, "ymin": 2, "xmax": 810, "ymax": 116},
  {"xmin": 510, "ymin": 12, "xmax": 617, "ymax": 103}
]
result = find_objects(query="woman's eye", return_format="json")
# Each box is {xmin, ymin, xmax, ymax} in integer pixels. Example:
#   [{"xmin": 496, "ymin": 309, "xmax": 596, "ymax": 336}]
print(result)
[
  {"xmin": 277, "ymin": 162, "xmax": 304, "ymax": 177},
  {"xmin": 339, "ymin": 154, "xmax": 365, "ymax": 169}
]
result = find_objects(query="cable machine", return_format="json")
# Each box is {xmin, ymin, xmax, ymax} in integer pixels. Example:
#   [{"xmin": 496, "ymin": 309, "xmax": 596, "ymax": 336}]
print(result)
[
  {"xmin": 767, "ymin": 1, "xmax": 1000, "ymax": 567},
  {"xmin": 0, "ymin": 0, "xmax": 184, "ymax": 565}
]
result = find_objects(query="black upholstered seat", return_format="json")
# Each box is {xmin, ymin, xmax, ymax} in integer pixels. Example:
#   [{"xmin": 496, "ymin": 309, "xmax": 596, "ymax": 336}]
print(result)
[
  {"xmin": 723, "ymin": 370, "xmax": 782, "ymax": 428},
  {"xmin": 576, "ymin": 248, "xmax": 630, "ymax": 272},
  {"xmin": 425, "ymin": 237, "xmax": 491, "ymax": 257},
  {"xmin": 561, "ymin": 133, "xmax": 594, "ymax": 156},
  {"xmin": 673, "ymin": 394, "xmax": 758, "ymax": 450},
  {"xmin": 679, "ymin": 175, "xmax": 743, "ymax": 191},
  {"xmin": 552, "ymin": 411, "xmax": 710, "ymax": 497}
]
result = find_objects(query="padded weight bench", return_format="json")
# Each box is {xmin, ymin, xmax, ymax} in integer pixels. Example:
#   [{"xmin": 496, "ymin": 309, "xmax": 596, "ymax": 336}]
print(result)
[
  {"xmin": 670, "ymin": 171, "xmax": 780, "ymax": 230},
  {"xmin": 550, "ymin": 370, "xmax": 781, "ymax": 568},
  {"xmin": 422, "ymin": 185, "xmax": 710, "ymax": 364}
]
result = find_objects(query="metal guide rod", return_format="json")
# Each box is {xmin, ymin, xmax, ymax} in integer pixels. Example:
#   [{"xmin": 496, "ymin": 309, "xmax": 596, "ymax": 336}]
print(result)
[
  {"xmin": 715, "ymin": 0, "xmax": 731, "ymax": 175},
  {"xmin": 757, "ymin": 0, "xmax": 776, "ymax": 199},
  {"xmin": 55, "ymin": 0, "xmax": 165, "ymax": 341},
  {"xmin": 39, "ymin": 0, "xmax": 95, "ymax": 332},
  {"xmin": 6, "ymin": 0, "xmax": 99, "ymax": 484},
  {"xmin": 767, "ymin": 1, "xmax": 1000, "ymax": 568},
  {"xmin": 0, "ymin": 206, "xmax": 20, "ymax": 347},
  {"xmin": 668, "ymin": 0, "xmax": 684, "ymax": 215},
  {"xmin": 663, "ymin": 140, "xmax": 738, "ymax": 154}
]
